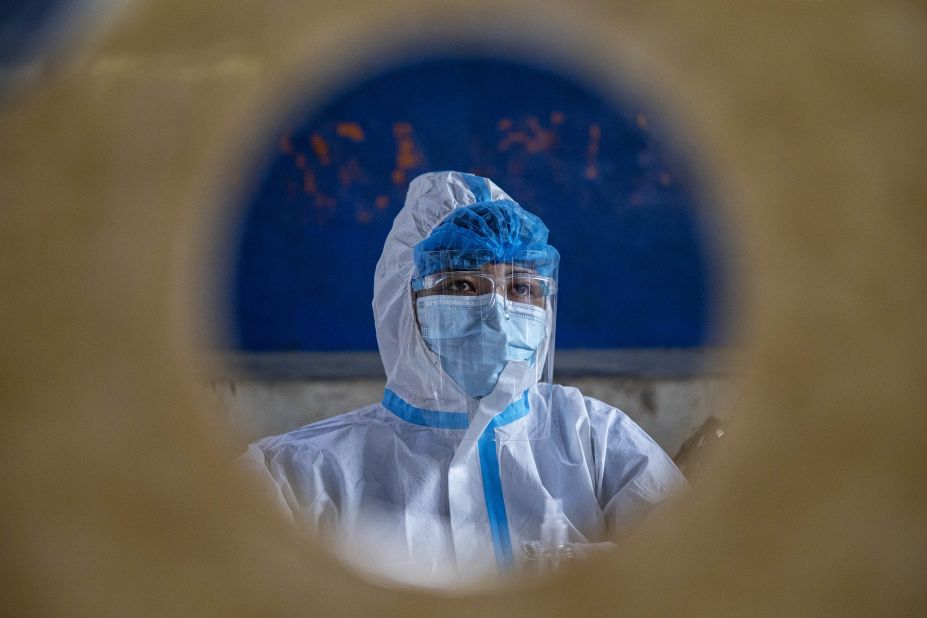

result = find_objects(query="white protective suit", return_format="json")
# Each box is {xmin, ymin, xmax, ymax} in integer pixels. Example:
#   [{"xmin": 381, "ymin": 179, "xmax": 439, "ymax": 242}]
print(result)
[{"xmin": 244, "ymin": 171, "xmax": 687, "ymax": 584}]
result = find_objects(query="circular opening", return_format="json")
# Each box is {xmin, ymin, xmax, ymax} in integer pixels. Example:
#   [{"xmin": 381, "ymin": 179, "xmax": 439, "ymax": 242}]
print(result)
[
  {"xmin": 210, "ymin": 51, "xmax": 735, "ymax": 589},
  {"xmin": 10, "ymin": 0, "xmax": 920, "ymax": 611}
]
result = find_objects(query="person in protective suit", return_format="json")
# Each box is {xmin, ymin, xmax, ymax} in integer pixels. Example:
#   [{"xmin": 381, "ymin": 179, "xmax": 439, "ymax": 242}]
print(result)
[{"xmin": 243, "ymin": 171, "xmax": 686, "ymax": 584}]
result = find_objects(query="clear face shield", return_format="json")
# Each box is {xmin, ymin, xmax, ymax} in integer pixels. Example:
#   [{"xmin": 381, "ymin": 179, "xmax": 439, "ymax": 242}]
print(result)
[{"xmin": 411, "ymin": 250, "xmax": 559, "ymax": 441}]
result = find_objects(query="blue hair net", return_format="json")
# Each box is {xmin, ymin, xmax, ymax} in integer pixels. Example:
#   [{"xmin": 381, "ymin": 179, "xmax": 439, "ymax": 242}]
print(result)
[{"xmin": 414, "ymin": 199, "xmax": 559, "ymax": 277}]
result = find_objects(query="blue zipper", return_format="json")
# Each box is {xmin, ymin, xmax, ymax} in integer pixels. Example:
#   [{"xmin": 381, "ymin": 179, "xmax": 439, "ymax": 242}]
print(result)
[{"xmin": 382, "ymin": 388, "xmax": 531, "ymax": 569}]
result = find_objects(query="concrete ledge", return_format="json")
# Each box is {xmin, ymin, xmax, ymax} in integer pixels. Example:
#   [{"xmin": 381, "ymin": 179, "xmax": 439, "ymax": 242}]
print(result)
[
  {"xmin": 216, "ymin": 348, "xmax": 733, "ymax": 380},
  {"xmin": 209, "ymin": 374, "xmax": 734, "ymax": 456}
]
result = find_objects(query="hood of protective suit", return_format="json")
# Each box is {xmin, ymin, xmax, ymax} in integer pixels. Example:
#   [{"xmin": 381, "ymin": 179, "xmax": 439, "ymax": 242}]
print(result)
[{"xmin": 373, "ymin": 171, "xmax": 551, "ymax": 413}]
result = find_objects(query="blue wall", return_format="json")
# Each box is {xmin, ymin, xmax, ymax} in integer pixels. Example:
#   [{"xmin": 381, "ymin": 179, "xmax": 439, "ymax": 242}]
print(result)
[
  {"xmin": 231, "ymin": 57, "xmax": 715, "ymax": 351},
  {"xmin": 1, "ymin": 0, "xmax": 66, "ymax": 63}
]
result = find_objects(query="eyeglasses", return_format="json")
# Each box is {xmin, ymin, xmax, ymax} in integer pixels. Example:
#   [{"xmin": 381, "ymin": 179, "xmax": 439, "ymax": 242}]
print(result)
[{"xmin": 412, "ymin": 270, "xmax": 556, "ymax": 308}]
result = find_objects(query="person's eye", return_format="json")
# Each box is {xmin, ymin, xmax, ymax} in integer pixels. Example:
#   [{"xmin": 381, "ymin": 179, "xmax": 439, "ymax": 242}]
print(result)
[
  {"xmin": 510, "ymin": 279, "xmax": 537, "ymax": 299},
  {"xmin": 442, "ymin": 277, "xmax": 478, "ymax": 294}
]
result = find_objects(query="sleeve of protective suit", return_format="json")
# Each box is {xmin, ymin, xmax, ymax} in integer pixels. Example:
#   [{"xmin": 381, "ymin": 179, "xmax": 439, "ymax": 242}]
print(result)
[
  {"xmin": 239, "ymin": 441, "xmax": 343, "ymax": 539},
  {"xmin": 587, "ymin": 397, "xmax": 688, "ymax": 538}
]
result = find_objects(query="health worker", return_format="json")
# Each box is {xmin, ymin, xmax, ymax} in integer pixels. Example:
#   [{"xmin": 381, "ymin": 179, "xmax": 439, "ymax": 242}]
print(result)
[{"xmin": 243, "ymin": 171, "xmax": 687, "ymax": 583}]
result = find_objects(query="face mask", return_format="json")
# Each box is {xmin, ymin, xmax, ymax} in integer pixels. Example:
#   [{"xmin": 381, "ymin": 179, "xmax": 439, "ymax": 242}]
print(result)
[{"xmin": 416, "ymin": 294, "xmax": 548, "ymax": 399}]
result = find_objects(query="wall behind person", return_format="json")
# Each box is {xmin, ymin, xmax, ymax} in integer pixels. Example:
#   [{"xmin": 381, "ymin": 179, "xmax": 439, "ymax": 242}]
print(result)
[
  {"xmin": 223, "ymin": 57, "xmax": 725, "ymax": 449},
  {"xmin": 230, "ymin": 57, "xmax": 719, "ymax": 353}
]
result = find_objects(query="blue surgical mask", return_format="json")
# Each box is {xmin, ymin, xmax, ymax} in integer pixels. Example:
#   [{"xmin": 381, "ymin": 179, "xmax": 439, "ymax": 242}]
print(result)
[{"xmin": 416, "ymin": 294, "xmax": 548, "ymax": 399}]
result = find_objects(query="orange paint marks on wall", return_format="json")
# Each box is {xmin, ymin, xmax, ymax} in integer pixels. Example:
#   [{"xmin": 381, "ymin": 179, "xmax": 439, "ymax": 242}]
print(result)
[
  {"xmin": 393, "ymin": 122, "xmax": 422, "ymax": 168},
  {"xmin": 356, "ymin": 210, "xmax": 372, "ymax": 224},
  {"xmin": 336, "ymin": 122, "xmax": 366, "ymax": 142},
  {"xmin": 375, "ymin": 195, "xmax": 390, "ymax": 210},
  {"xmin": 585, "ymin": 166, "xmax": 599, "ymax": 180},
  {"xmin": 497, "ymin": 118, "xmax": 512, "ymax": 131},
  {"xmin": 498, "ymin": 131, "xmax": 528, "ymax": 152},
  {"xmin": 524, "ymin": 116, "xmax": 554, "ymax": 153},
  {"xmin": 310, "ymin": 133, "xmax": 332, "ymax": 166},
  {"xmin": 392, "ymin": 122, "xmax": 423, "ymax": 186},
  {"xmin": 636, "ymin": 113, "xmax": 648, "ymax": 130},
  {"xmin": 295, "ymin": 154, "xmax": 307, "ymax": 170},
  {"xmin": 550, "ymin": 111, "xmax": 565, "ymax": 125},
  {"xmin": 659, "ymin": 172, "xmax": 672, "ymax": 186},
  {"xmin": 498, "ymin": 115, "xmax": 556, "ymax": 153}
]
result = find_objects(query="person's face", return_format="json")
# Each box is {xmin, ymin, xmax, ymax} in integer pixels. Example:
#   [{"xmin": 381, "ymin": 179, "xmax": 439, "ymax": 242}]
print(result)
[{"xmin": 415, "ymin": 262, "xmax": 549, "ymax": 309}]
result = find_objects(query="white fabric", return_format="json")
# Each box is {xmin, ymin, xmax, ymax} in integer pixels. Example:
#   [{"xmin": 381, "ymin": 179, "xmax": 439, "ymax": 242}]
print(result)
[
  {"xmin": 374, "ymin": 171, "xmax": 522, "ymax": 411},
  {"xmin": 244, "ymin": 171, "xmax": 687, "ymax": 584}
]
